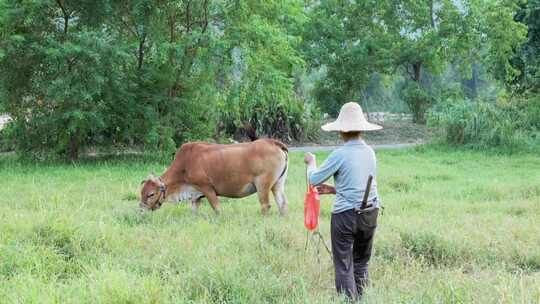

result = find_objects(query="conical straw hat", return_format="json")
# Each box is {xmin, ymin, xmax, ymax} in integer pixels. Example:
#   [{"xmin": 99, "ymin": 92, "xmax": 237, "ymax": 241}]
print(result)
[{"xmin": 321, "ymin": 102, "xmax": 382, "ymax": 132}]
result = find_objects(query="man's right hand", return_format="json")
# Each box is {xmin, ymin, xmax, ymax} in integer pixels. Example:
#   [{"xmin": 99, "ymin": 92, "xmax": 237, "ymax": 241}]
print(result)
[
  {"xmin": 304, "ymin": 152, "xmax": 316, "ymax": 165},
  {"xmin": 316, "ymin": 184, "xmax": 336, "ymax": 195}
]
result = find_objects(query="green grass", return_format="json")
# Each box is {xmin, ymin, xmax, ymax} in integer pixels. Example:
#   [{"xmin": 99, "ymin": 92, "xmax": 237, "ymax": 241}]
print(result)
[{"xmin": 1, "ymin": 147, "xmax": 540, "ymax": 303}]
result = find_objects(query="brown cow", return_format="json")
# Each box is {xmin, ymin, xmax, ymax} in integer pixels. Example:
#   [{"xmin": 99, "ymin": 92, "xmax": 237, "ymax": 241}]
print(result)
[{"xmin": 140, "ymin": 138, "xmax": 289, "ymax": 215}]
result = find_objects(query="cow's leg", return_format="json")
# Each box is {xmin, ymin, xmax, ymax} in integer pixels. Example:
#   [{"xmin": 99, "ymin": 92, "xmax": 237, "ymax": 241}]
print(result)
[
  {"xmin": 272, "ymin": 179, "xmax": 288, "ymax": 216},
  {"xmin": 257, "ymin": 189, "xmax": 272, "ymax": 216},
  {"xmin": 200, "ymin": 188, "xmax": 221, "ymax": 215},
  {"xmin": 255, "ymin": 176, "xmax": 273, "ymax": 215}
]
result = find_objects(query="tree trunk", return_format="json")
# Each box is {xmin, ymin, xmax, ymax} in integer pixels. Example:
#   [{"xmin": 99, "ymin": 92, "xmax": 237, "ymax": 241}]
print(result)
[
  {"xmin": 137, "ymin": 34, "xmax": 146, "ymax": 70},
  {"xmin": 429, "ymin": 0, "xmax": 435, "ymax": 28},
  {"xmin": 471, "ymin": 62, "xmax": 478, "ymax": 99},
  {"xmin": 56, "ymin": 0, "xmax": 69, "ymax": 35},
  {"xmin": 413, "ymin": 61, "xmax": 422, "ymax": 82},
  {"xmin": 68, "ymin": 134, "xmax": 79, "ymax": 161},
  {"xmin": 412, "ymin": 62, "xmax": 427, "ymax": 124}
]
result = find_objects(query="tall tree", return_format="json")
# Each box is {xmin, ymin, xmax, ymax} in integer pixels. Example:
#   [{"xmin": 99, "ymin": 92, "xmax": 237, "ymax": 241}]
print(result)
[
  {"xmin": 478, "ymin": 0, "xmax": 528, "ymax": 88},
  {"xmin": 0, "ymin": 0, "xmax": 314, "ymax": 159},
  {"xmin": 303, "ymin": 0, "xmax": 396, "ymax": 115},
  {"xmin": 217, "ymin": 0, "xmax": 309, "ymax": 140},
  {"xmin": 303, "ymin": 0, "xmax": 527, "ymax": 123},
  {"xmin": 512, "ymin": 0, "xmax": 540, "ymax": 93},
  {"xmin": 0, "ymin": 0, "xmax": 129, "ymax": 159}
]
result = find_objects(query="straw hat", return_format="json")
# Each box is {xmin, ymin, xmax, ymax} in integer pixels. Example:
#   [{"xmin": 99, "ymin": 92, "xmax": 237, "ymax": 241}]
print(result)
[{"xmin": 321, "ymin": 102, "xmax": 382, "ymax": 132}]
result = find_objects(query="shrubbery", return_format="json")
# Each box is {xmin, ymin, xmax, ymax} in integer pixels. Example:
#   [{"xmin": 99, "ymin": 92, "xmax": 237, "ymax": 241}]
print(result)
[
  {"xmin": 402, "ymin": 82, "xmax": 436, "ymax": 124},
  {"xmin": 217, "ymin": 91, "xmax": 321, "ymax": 144},
  {"xmin": 429, "ymin": 96, "xmax": 540, "ymax": 149},
  {"xmin": 0, "ymin": 0, "xmax": 321, "ymax": 160}
]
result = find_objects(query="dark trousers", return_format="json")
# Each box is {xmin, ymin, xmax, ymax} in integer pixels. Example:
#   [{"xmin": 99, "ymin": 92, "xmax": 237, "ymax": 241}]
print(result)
[{"xmin": 331, "ymin": 208, "xmax": 378, "ymax": 300}]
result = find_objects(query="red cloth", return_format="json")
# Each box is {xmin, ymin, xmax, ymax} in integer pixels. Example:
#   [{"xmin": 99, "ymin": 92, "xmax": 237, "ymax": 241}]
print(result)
[{"xmin": 304, "ymin": 185, "xmax": 320, "ymax": 231}]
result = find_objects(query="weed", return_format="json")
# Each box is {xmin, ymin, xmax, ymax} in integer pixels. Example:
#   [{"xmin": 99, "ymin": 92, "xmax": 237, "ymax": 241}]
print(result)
[
  {"xmin": 386, "ymin": 176, "xmax": 416, "ymax": 193},
  {"xmin": 515, "ymin": 253, "xmax": 540, "ymax": 272},
  {"xmin": 122, "ymin": 192, "xmax": 139, "ymax": 201},
  {"xmin": 400, "ymin": 232, "xmax": 462, "ymax": 267}
]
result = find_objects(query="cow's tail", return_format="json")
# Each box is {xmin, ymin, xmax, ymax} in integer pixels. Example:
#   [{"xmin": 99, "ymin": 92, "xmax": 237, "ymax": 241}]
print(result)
[
  {"xmin": 272, "ymin": 139, "xmax": 288, "ymax": 180},
  {"xmin": 271, "ymin": 139, "xmax": 289, "ymax": 153}
]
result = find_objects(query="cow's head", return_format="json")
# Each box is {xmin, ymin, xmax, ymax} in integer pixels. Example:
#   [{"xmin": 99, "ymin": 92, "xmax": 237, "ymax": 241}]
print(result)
[{"xmin": 139, "ymin": 174, "xmax": 166, "ymax": 211}]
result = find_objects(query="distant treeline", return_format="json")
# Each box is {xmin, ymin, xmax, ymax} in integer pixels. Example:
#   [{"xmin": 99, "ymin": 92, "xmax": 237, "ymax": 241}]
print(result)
[{"xmin": 0, "ymin": 0, "xmax": 538, "ymax": 159}]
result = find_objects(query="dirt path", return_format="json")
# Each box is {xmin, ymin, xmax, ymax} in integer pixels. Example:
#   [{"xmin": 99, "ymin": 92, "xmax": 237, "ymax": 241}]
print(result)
[{"xmin": 289, "ymin": 143, "xmax": 419, "ymax": 152}]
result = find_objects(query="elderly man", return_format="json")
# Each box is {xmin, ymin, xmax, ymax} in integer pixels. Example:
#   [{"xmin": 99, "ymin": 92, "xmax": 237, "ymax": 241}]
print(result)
[{"xmin": 304, "ymin": 102, "xmax": 382, "ymax": 300}]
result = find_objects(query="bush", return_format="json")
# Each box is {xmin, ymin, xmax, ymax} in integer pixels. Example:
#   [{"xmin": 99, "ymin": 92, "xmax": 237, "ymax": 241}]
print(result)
[
  {"xmin": 429, "ymin": 98, "xmax": 537, "ymax": 149},
  {"xmin": 0, "ymin": 123, "xmax": 13, "ymax": 152},
  {"xmin": 402, "ymin": 81, "xmax": 436, "ymax": 124},
  {"xmin": 217, "ymin": 93, "xmax": 322, "ymax": 143},
  {"xmin": 0, "ymin": 0, "xmax": 311, "ymax": 160},
  {"xmin": 523, "ymin": 94, "xmax": 540, "ymax": 130}
]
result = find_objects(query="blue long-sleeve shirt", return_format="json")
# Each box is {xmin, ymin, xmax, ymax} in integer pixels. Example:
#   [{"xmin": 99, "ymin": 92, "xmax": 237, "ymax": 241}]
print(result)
[{"xmin": 307, "ymin": 139, "xmax": 380, "ymax": 214}]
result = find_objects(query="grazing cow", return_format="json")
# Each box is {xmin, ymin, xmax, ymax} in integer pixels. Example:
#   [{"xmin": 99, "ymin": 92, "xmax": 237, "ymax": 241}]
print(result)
[{"xmin": 140, "ymin": 138, "xmax": 289, "ymax": 215}]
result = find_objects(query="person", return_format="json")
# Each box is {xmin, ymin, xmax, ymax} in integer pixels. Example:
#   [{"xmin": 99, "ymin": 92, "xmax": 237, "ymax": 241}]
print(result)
[{"xmin": 304, "ymin": 102, "xmax": 382, "ymax": 301}]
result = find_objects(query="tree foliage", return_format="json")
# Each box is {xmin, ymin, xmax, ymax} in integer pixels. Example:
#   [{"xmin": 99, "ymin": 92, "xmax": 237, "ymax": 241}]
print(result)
[
  {"xmin": 303, "ymin": 0, "xmax": 527, "ymax": 123},
  {"xmin": 216, "ymin": 0, "xmax": 314, "ymax": 141},
  {"xmin": 512, "ymin": 0, "xmax": 540, "ymax": 93},
  {"xmin": 302, "ymin": 0, "xmax": 396, "ymax": 115},
  {"xmin": 0, "ymin": 0, "xmax": 538, "ymax": 157},
  {"xmin": 0, "ymin": 0, "xmax": 315, "ymax": 159}
]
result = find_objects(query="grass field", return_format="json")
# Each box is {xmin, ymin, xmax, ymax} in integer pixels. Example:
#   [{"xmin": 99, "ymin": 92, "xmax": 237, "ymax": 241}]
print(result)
[{"xmin": 1, "ymin": 146, "xmax": 539, "ymax": 303}]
